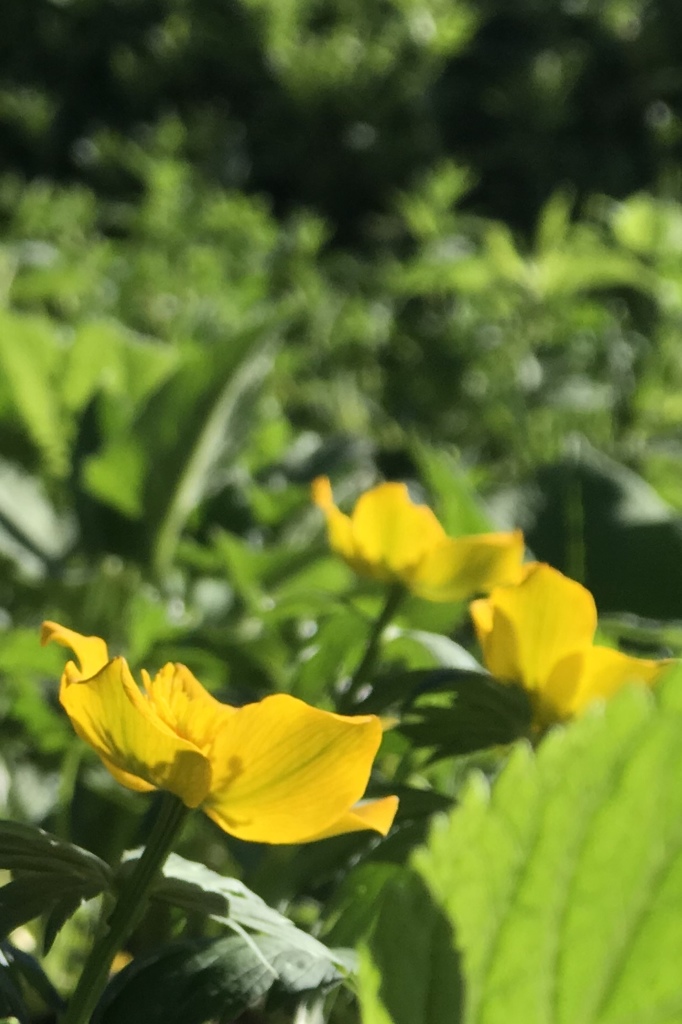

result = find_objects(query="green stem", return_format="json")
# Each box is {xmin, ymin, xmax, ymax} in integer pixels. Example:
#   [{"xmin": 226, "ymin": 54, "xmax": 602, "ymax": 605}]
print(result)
[
  {"xmin": 60, "ymin": 793, "xmax": 189, "ymax": 1024},
  {"xmin": 340, "ymin": 584, "xmax": 405, "ymax": 712}
]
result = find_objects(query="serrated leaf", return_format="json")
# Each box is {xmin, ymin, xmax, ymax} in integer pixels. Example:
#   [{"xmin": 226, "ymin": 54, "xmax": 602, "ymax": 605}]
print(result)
[
  {"xmin": 95, "ymin": 929, "xmax": 344, "ymax": 1024},
  {"xmin": 413, "ymin": 665, "xmax": 682, "ymax": 1024},
  {"xmin": 358, "ymin": 868, "xmax": 463, "ymax": 1024},
  {"xmin": 135, "ymin": 852, "xmax": 347, "ymax": 967},
  {"xmin": 94, "ymin": 935, "xmax": 273, "ymax": 1024}
]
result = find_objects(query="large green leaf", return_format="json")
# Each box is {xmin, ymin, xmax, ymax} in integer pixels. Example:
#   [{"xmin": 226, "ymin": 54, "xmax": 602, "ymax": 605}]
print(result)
[{"xmin": 412, "ymin": 665, "xmax": 682, "ymax": 1024}]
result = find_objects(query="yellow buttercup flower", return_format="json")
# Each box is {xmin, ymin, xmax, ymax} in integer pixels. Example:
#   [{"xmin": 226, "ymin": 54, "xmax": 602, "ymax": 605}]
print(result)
[
  {"xmin": 42, "ymin": 622, "xmax": 398, "ymax": 844},
  {"xmin": 312, "ymin": 476, "xmax": 525, "ymax": 602},
  {"xmin": 470, "ymin": 562, "xmax": 671, "ymax": 727}
]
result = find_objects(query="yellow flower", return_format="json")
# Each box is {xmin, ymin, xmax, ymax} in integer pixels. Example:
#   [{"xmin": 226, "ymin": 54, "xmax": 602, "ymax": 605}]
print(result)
[
  {"xmin": 312, "ymin": 476, "xmax": 525, "ymax": 602},
  {"xmin": 42, "ymin": 622, "xmax": 398, "ymax": 844},
  {"xmin": 470, "ymin": 562, "xmax": 671, "ymax": 727}
]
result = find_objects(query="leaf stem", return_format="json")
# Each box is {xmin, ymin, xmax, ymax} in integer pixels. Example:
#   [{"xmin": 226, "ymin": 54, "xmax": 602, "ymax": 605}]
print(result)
[
  {"xmin": 60, "ymin": 793, "xmax": 189, "ymax": 1024},
  {"xmin": 340, "ymin": 584, "xmax": 405, "ymax": 712}
]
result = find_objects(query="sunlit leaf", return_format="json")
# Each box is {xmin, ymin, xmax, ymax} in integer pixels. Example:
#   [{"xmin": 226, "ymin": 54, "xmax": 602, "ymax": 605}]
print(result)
[{"xmin": 414, "ymin": 665, "xmax": 682, "ymax": 1023}]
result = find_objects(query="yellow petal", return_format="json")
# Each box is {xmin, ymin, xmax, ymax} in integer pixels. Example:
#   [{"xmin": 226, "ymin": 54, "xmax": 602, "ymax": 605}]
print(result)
[
  {"xmin": 534, "ymin": 649, "xmax": 585, "ymax": 726},
  {"xmin": 350, "ymin": 483, "xmax": 445, "ymax": 579},
  {"xmin": 471, "ymin": 563, "xmax": 596, "ymax": 691},
  {"xmin": 60, "ymin": 657, "xmax": 212, "ymax": 808},
  {"xmin": 311, "ymin": 476, "xmax": 357, "ymax": 563},
  {"xmin": 41, "ymin": 621, "xmax": 109, "ymax": 680},
  {"xmin": 407, "ymin": 529, "xmax": 525, "ymax": 602},
  {"xmin": 297, "ymin": 795, "xmax": 399, "ymax": 842},
  {"xmin": 143, "ymin": 663, "xmax": 236, "ymax": 754},
  {"xmin": 571, "ymin": 646, "xmax": 671, "ymax": 715},
  {"xmin": 202, "ymin": 694, "xmax": 384, "ymax": 843}
]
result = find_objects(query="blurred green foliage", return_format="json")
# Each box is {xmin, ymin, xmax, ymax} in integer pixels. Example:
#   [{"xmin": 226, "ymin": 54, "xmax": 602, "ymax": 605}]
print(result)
[{"xmin": 2, "ymin": 0, "xmax": 682, "ymax": 1020}]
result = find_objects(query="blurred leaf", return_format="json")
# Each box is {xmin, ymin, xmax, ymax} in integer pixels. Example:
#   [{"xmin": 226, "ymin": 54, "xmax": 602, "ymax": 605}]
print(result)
[
  {"xmin": 385, "ymin": 627, "xmax": 483, "ymax": 671},
  {"xmin": 414, "ymin": 664, "xmax": 682, "ymax": 1023},
  {"xmin": 0, "ymin": 310, "xmax": 67, "ymax": 475},
  {"xmin": 293, "ymin": 608, "xmax": 366, "ymax": 702},
  {"xmin": 0, "ymin": 941, "xmax": 64, "ymax": 1013},
  {"xmin": 0, "ymin": 628, "xmax": 71, "ymax": 753},
  {"xmin": 0, "ymin": 945, "xmax": 27, "ymax": 1022},
  {"xmin": 322, "ymin": 862, "xmax": 403, "ymax": 947},
  {"xmin": 0, "ymin": 457, "xmax": 75, "ymax": 573},
  {"xmin": 410, "ymin": 443, "xmax": 497, "ymax": 536},
  {"xmin": 357, "ymin": 868, "xmax": 463, "ymax": 1024},
  {"xmin": 62, "ymin": 321, "xmax": 179, "ymax": 414},
  {"xmin": 512, "ymin": 440, "xmax": 682, "ymax": 619},
  {"xmin": 397, "ymin": 670, "xmax": 531, "ymax": 759}
]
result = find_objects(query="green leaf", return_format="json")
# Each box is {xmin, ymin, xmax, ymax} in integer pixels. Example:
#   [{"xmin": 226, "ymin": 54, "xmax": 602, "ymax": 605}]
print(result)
[
  {"xmin": 357, "ymin": 868, "xmax": 463, "ymax": 1024},
  {"xmin": 323, "ymin": 863, "xmax": 404, "ymax": 947},
  {"xmin": 0, "ymin": 821, "xmax": 112, "ymax": 884},
  {"xmin": 0, "ymin": 945, "xmax": 27, "ymax": 1022},
  {"xmin": 515, "ymin": 440, "xmax": 682, "ymax": 619},
  {"xmin": 398, "ymin": 670, "xmax": 532, "ymax": 759},
  {"xmin": 0, "ymin": 458, "xmax": 75, "ymax": 572},
  {"xmin": 95, "ymin": 929, "xmax": 345, "ymax": 1024},
  {"xmin": 0, "ymin": 310, "xmax": 68, "ymax": 475},
  {"xmin": 0, "ymin": 942, "xmax": 64, "ymax": 1014},
  {"xmin": 0, "ymin": 628, "xmax": 71, "ymax": 752},
  {"xmin": 414, "ymin": 665, "xmax": 682, "ymax": 1024},
  {"xmin": 411, "ymin": 442, "xmax": 496, "ymax": 536},
  {"xmin": 94, "ymin": 936, "xmax": 273, "ymax": 1024},
  {"xmin": 0, "ymin": 822, "xmax": 112, "ymax": 939},
  {"xmin": 130, "ymin": 851, "xmax": 349, "ymax": 968},
  {"xmin": 385, "ymin": 628, "xmax": 483, "ymax": 671}
]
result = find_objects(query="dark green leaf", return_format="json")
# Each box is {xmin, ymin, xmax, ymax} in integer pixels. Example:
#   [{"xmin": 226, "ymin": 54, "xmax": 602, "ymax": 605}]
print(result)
[
  {"xmin": 0, "ymin": 942, "xmax": 64, "ymax": 1013},
  {"xmin": 515, "ymin": 440, "xmax": 682, "ymax": 620},
  {"xmin": 96, "ymin": 928, "xmax": 345, "ymax": 1024},
  {"xmin": 0, "ymin": 821, "xmax": 112, "ymax": 886},
  {"xmin": 358, "ymin": 868, "xmax": 463, "ymax": 1024},
  {"xmin": 94, "ymin": 936, "xmax": 274, "ymax": 1024},
  {"xmin": 132, "ymin": 852, "xmax": 349, "ymax": 967},
  {"xmin": 398, "ymin": 671, "xmax": 532, "ymax": 759}
]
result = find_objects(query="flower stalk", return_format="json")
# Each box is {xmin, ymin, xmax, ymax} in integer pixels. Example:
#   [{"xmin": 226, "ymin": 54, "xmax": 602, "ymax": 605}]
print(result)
[{"xmin": 60, "ymin": 793, "xmax": 189, "ymax": 1024}]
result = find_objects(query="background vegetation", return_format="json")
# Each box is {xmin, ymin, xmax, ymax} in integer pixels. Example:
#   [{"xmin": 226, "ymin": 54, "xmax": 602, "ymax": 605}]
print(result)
[{"xmin": 2, "ymin": 0, "xmax": 682, "ymax": 1021}]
